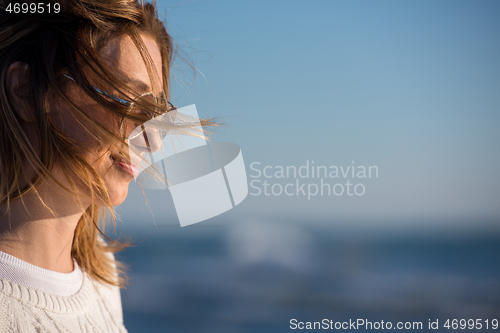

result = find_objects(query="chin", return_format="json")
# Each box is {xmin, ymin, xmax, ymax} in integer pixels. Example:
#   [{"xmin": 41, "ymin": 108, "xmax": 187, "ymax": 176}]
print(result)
[
  {"xmin": 98, "ymin": 171, "xmax": 133, "ymax": 207},
  {"xmin": 93, "ymin": 185, "xmax": 129, "ymax": 207},
  {"xmin": 110, "ymin": 191, "xmax": 129, "ymax": 207},
  {"xmin": 106, "ymin": 179, "xmax": 132, "ymax": 207}
]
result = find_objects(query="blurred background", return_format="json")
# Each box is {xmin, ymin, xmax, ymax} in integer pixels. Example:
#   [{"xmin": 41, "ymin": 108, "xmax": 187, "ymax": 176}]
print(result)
[{"xmin": 114, "ymin": 1, "xmax": 500, "ymax": 332}]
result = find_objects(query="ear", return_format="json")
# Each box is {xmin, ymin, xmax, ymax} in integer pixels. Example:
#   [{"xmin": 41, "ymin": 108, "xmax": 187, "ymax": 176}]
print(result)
[{"xmin": 6, "ymin": 62, "xmax": 35, "ymax": 122}]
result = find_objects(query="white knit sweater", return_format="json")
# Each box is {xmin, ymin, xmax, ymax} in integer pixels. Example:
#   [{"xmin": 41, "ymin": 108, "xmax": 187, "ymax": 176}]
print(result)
[{"xmin": 0, "ymin": 256, "xmax": 128, "ymax": 332}]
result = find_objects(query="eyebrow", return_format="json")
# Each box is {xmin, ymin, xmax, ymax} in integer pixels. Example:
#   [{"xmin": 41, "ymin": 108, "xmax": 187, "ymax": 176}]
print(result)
[
  {"xmin": 119, "ymin": 76, "xmax": 151, "ymax": 93},
  {"xmin": 113, "ymin": 71, "xmax": 166, "ymax": 97}
]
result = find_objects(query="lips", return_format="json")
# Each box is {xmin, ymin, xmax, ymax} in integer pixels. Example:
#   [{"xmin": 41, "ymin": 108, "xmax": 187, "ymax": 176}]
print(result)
[{"xmin": 110, "ymin": 154, "xmax": 139, "ymax": 178}]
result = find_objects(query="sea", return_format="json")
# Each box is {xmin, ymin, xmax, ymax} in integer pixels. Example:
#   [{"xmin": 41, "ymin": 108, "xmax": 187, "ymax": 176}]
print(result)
[{"xmin": 115, "ymin": 220, "xmax": 500, "ymax": 333}]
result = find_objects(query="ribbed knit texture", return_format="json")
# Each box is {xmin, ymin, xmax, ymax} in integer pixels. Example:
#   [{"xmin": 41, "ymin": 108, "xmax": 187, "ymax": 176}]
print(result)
[
  {"xmin": 0, "ymin": 271, "xmax": 128, "ymax": 332},
  {"xmin": 0, "ymin": 250, "xmax": 83, "ymax": 297}
]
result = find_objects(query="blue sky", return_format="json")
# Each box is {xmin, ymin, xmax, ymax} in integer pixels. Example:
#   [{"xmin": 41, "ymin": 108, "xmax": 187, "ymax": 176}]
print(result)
[{"xmin": 117, "ymin": 1, "xmax": 500, "ymax": 229}]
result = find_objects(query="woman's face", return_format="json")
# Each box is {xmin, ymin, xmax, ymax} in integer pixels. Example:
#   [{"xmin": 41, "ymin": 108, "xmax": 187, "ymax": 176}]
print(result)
[{"xmin": 56, "ymin": 33, "xmax": 163, "ymax": 207}]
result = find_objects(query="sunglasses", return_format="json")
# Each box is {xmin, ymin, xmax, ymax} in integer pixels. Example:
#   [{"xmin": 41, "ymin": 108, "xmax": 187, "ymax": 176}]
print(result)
[{"xmin": 63, "ymin": 75, "xmax": 176, "ymax": 143}]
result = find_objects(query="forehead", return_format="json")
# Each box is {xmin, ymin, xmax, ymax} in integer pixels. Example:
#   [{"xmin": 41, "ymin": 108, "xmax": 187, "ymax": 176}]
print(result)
[{"xmin": 100, "ymin": 33, "xmax": 163, "ymax": 94}]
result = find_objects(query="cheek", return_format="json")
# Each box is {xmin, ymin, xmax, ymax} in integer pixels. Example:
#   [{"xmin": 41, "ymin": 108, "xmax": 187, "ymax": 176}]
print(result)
[
  {"xmin": 85, "ymin": 105, "xmax": 124, "ymax": 144},
  {"xmin": 64, "ymin": 107, "xmax": 123, "ymax": 159},
  {"xmin": 56, "ymin": 90, "xmax": 122, "ymax": 138},
  {"xmin": 51, "ymin": 97, "xmax": 131, "ymax": 206}
]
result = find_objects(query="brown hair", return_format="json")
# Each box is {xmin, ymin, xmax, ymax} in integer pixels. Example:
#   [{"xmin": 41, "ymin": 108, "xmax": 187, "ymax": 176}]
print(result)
[{"xmin": 0, "ymin": 0, "xmax": 183, "ymax": 287}]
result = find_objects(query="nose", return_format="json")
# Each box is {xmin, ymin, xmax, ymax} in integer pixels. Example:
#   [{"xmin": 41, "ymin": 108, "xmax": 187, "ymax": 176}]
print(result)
[
  {"xmin": 140, "ymin": 125, "xmax": 162, "ymax": 153},
  {"xmin": 128, "ymin": 124, "xmax": 162, "ymax": 155}
]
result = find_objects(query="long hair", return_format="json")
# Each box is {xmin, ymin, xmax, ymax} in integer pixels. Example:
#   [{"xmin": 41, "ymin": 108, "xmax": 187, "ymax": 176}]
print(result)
[{"xmin": 0, "ymin": 0, "xmax": 183, "ymax": 287}]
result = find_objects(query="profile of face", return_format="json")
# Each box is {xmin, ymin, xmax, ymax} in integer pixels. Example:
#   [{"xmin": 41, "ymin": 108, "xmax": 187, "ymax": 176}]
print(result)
[{"xmin": 55, "ymin": 33, "xmax": 164, "ymax": 207}]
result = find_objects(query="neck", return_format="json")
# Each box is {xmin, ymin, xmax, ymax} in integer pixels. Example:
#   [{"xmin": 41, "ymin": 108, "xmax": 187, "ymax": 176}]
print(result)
[{"xmin": 0, "ymin": 181, "xmax": 88, "ymax": 273}]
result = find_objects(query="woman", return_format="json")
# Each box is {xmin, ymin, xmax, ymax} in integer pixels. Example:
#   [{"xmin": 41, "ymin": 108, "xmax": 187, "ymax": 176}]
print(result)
[{"xmin": 0, "ymin": 1, "xmax": 178, "ymax": 331}]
